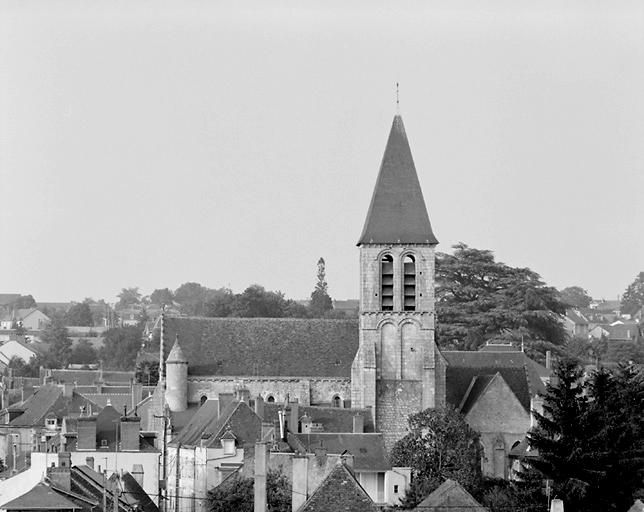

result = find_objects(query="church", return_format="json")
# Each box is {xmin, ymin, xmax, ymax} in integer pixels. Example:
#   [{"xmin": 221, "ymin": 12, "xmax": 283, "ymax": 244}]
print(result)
[{"xmin": 147, "ymin": 113, "xmax": 547, "ymax": 478}]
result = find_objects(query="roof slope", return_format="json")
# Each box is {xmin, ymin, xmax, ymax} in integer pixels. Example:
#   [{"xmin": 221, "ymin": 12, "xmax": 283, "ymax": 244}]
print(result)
[
  {"xmin": 162, "ymin": 317, "xmax": 358, "ymax": 377},
  {"xmin": 443, "ymin": 351, "xmax": 547, "ymax": 412},
  {"xmin": 414, "ymin": 479, "xmax": 487, "ymax": 512},
  {"xmin": 293, "ymin": 433, "xmax": 389, "ymax": 471},
  {"xmin": 297, "ymin": 463, "xmax": 377, "ymax": 512},
  {"xmin": 358, "ymin": 115, "xmax": 437, "ymax": 245},
  {"xmin": 9, "ymin": 385, "xmax": 98, "ymax": 427},
  {"xmin": 2, "ymin": 482, "xmax": 81, "ymax": 510},
  {"xmin": 264, "ymin": 404, "xmax": 376, "ymax": 433}
]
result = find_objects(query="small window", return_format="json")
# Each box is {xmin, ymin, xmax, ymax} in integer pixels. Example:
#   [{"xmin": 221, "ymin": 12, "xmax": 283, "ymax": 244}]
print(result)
[
  {"xmin": 222, "ymin": 438, "xmax": 235, "ymax": 455},
  {"xmin": 266, "ymin": 395, "xmax": 275, "ymax": 403},
  {"xmin": 200, "ymin": 395, "xmax": 208, "ymax": 406},
  {"xmin": 46, "ymin": 418, "xmax": 57, "ymax": 429},
  {"xmin": 332, "ymin": 395, "xmax": 342, "ymax": 408},
  {"xmin": 101, "ymin": 439, "xmax": 108, "ymax": 447},
  {"xmin": 381, "ymin": 255, "xmax": 394, "ymax": 311},
  {"xmin": 393, "ymin": 485, "xmax": 399, "ymax": 494}
]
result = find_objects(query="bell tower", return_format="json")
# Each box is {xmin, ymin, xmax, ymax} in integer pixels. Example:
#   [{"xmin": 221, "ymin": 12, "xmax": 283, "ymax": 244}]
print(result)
[{"xmin": 351, "ymin": 115, "xmax": 445, "ymax": 450}]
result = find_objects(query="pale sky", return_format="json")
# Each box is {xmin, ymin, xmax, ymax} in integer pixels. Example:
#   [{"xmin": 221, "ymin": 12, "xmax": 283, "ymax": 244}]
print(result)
[{"xmin": 1, "ymin": 1, "xmax": 643, "ymax": 303}]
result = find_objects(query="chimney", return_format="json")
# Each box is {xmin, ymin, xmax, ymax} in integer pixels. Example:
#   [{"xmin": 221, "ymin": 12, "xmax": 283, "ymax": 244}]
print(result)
[
  {"xmin": 254, "ymin": 396, "xmax": 265, "ymax": 420},
  {"xmin": 352, "ymin": 414, "xmax": 364, "ymax": 434},
  {"xmin": 254, "ymin": 442, "xmax": 268, "ymax": 512},
  {"xmin": 61, "ymin": 382, "xmax": 74, "ymax": 399},
  {"xmin": 550, "ymin": 499, "xmax": 564, "ymax": 512},
  {"xmin": 235, "ymin": 388, "xmax": 250, "ymax": 403},
  {"xmin": 217, "ymin": 393, "xmax": 234, "ymax": 416},
  {"xmin": 301, "ymin": 416, "xmax": 312, "ymax": 434},
  {"xmin": 260, "ymin": 422, "xmax": 274, "ymax": 441},
  {"xmin": 47, "ymin": 452, "xmax": 71, "ymax": 490},
  {"xmin": 289, "ymin": 400, "xmax": 299, "ymax": 434},
  {"xmin": 131, "ymin": 464, "xmax": 144, "ymax": 487},
  {"xmin": 85, "ymin": 457, "xmax": 94, "ymax": 470},
  {"xmin": 131, "ymin": 383, "xmax": 143, "ymax": 410},
  {"xmin": 546, "ymin": 350, "xmax": 552, "ymax": 370},
  {"xmin": 291, "ymin": 455, "xmax": 308, "ymax": 511},
  {"xmin": 77, "ymin": 417, "xmax": 97, "ymax": 450},
  {"xmin": 120, "ymin": 416, "xmax": 141, "ymax": 451}
]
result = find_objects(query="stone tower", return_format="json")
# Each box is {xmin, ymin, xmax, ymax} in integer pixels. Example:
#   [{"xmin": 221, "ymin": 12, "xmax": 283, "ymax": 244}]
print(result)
[
  {"xmin": 165, "ymin": 335, "xmax": 188, "ymax": 412},
  {"xmin": 351, "ymin": 114, "xmax": 445, "ymax": 450}
]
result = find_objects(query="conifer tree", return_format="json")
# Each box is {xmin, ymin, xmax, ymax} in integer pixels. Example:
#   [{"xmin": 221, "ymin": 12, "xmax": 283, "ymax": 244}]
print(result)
[{"xmin": 310, "ymin": 257, "xmax": 333, "ymax": 317}]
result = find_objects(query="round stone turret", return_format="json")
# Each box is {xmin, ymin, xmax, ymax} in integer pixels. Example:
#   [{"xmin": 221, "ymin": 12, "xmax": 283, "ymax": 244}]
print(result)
[{"xmin": 166, "ymin": 336, "xmax": 188, "ymax": 412}]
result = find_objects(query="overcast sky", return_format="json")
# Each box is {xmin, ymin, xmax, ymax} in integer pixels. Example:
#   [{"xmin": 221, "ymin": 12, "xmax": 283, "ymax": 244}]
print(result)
[{"xmin": 1, "ymin": 1, "xmax": 643, "ymax": 303}]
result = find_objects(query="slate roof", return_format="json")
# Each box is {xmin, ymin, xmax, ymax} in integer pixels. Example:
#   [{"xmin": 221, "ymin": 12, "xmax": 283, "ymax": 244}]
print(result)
[
  {"xmin": 1, "ymin": 482, "xmax": 81, "ymax": 510},
  {"xmin": 297, "ymin": 462, "xmax": 377, "ymax": 512},
  {"xmin": 457, "ymin": 375, "xmax": 496, "ymax": 415},
  {"xmin": 9, "ymin": 385, "xmax": 99, "ymax": 427},
  {"xmin": 443, "ymin": 351, "xmax": 547, "ymax": 413},
  {"xmin": 120, "ymin": 472, "xmax": 159, "ymax": 512},
  {"xmin": 162, "ymin": 317, "xmax": 358, "ymax": 376},
  {"xmin": 358, "ymin": 115, "xmax": 437, "ymax": 245},
  {"xmin": 607, "ymin": 323, "xmax": 642, "ymax": 341},
  {"xmin": 171, "ymin": 400, "xmax": 262, "ymax": 448},
  {"xmin": 45, "ymin": 369, "xmax": 135, "ymax": 385},
  {"xmin": 294, "ymin": 433, "xmax": 389, "ymax": 471},
  {"xmin": 565, "ymin": 309, "xmax": 588, "ymax": 325},
  {"xmin": 413, "ymin": 479, "xmax": 487, "ymax": 512},
  {"xmin": 264, "ymin": 404, "xmax": 376, "ymax": 433}
]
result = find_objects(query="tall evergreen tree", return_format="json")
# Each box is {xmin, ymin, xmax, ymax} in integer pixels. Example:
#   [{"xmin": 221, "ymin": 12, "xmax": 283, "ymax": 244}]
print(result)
[
  {"xmin": 621, "ymin": 271, "xmax": 644, "ymax": 316},
  {"xmin": 310, "ymin": 257, "xmax": 333, "ymax": 317}
]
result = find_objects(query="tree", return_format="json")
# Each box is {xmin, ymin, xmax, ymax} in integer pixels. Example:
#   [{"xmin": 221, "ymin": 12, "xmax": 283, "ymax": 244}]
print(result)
[
  {"xmin": 204, "ymin": 288, "xmax": 235, "ymax": 317},
  {"xmin": 310, "ymin": 257, "xmax": 333, "ymax": 317},
  {"xmin": 135, "ymin": 361, "xmax": 159, "ymax": 385},
  {"xmin": 116, "ymin": 287, "xmax": 142, "ymax": 309},
  {"xmin": 41, "ymin": 316, "xmax": 72, "ymax": 368},
  {"xmin": 174, "ymin": 282, "xmax": 208, "ymax": 316},
  {"xmin": 150, "ymin": 288, "xmax": 175, "ymax": 306},
  {"xmin": 435, "ymin": 244, "xmax": 567, "ymax": 351},
  {"xmin": 100, "ymin": 326, "xmax": 143, "ymax": 370},
  {"xmin": 559, "ymin": 286, "xmax": 592, "ymax": 309},
  {"xmin": 525, "ymin": 360, "xmax": 644, "ymax": 512},
  {"xmin": 206, "ymin": 469, "xmax": 291, "ymax": 512},
  {"xmin": 390, "ymin": 405, "xmax": 482, "ymax": 508},
  {"xmin": 621, "ymin": 272, "xmax": 644, "ymax": 316},
  {"xmin": 230, "ymin": 285, "xmax": 287, "ymax": 318},
  {"xmin": 9, "ymin": 295, "xmax": 36, "ymax": 309},
  {"xmin": 70, "ymin": 339, "xmax": 99, "ymax": 365},
  {"xmin": 64, "ymin": 302, "xmax": 93, "ymax": 326}
]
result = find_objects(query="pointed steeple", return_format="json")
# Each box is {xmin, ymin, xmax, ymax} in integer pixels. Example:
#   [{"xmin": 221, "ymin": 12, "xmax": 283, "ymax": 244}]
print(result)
[
  {"xmin": 167, "ymin": 335, "xmax": 187, "ymax": 364},
  {"xmin": 358, "ymin": 115, "xmax": 438, "ymax": 245}
]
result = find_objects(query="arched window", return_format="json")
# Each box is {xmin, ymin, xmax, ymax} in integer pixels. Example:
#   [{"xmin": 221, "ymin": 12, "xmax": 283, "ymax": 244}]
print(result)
[
  {"xmin": 381, "ymin": 254, "xmax": 394, "ymax": 311},
  {"xmin": 332, "ymin": 395, "xmax": 342, "ymax": 408},
  {"xmin": 403, "ymin": 254, "xmax": 416, "ymax": 311},
  {"xmin": 266, "ymin": 395, "xmax": 275, "ymax": 403},
  {"xmin": 200, "ymin": 395, "xmax": 208, "ymax": 406}
]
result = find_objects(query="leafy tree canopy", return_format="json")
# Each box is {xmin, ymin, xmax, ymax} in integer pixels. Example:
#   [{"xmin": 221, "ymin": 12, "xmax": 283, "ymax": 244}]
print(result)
[
  {"xmin": 8, "ymin": 295, "xmax": 36, "ymax": 309},
  {"xmin": 435, "ymin": 243, "xmax": 567, "ymax": 351},
  {"xmin": 525, "ymin": 359, "xmax": 644, "ymax": 512},
  {"xmin": 64, "ymin": 302, "xmax": 93, "ymax": 327},
  {"xmin": 206, "ymin": 469, "xmax": 290, "ymax": 512},
  {"xmin": 116, "ymin": 287, "xmax": 142, "ymax": 309},
  {"xmin": 150, "ymin": 288, "xmax": 174, "ymax": 306},
  {"xmin": 621, "ymin": 271, "xmax": 644, "ymax": 316},
  {"xmin": 100, "ymin": 326, "xmax": 143, "ymax": 370},
  {"xmin": 41, "ymin": 316, "xmax": 72, "ymax": 368},
  {"xmin": 559, "ymin": 286, "xmax": 592, "ymax": 309},
  {"xmin": 135, "ymin": 361, "xmax": 159, "ymax": 385},
  {"xmin": 390, "ymin": 405, "xmax": 482, "ymax": 508},
  {"xmin": 310, "ymin": 257, "xmax": 333, "ymax": 317},
  {"xmin": 70, "ymin": 339, "xmax": 99, "ymax": 365}
]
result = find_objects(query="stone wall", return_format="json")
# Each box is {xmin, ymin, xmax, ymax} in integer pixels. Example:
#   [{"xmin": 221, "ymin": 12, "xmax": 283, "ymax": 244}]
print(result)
[{"xmin": 376, "ymin": 379, "xmax": 423, "ymax": 452}]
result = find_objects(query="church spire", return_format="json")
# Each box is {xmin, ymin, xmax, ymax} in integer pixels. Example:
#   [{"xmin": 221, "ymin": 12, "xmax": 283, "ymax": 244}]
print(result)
[{"xmin": 357, "ymin": 115, "xmax": 438, "ymax": 245}]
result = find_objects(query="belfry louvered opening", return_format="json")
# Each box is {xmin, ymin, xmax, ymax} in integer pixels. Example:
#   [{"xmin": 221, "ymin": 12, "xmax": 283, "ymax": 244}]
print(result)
[
  {"xmin": 381, "ymin": 254, "xmax": 394, "ymax": 311},
  {"xmin": 403, "ymin": 254, "xmax": 416, "ymax": 311}
]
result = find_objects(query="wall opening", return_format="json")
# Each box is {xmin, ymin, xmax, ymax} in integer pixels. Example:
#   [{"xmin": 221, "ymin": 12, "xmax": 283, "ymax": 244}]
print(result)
[
  {"xmin": 332, "ymin": 395, "xmax": 342, "ymax": 408},
  {"xmin": 381, "ymin": 254, "xmax": 394, "ymax": 311},
  {"xmin": 403, "ymin": 254, "xmax": 416, "ymax": 311}
]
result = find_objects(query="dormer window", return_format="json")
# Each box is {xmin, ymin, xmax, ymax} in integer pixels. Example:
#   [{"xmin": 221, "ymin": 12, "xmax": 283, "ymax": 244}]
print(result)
[
  {"xmin": 381, "ymin": 255, "xmax": 394, "ymax": 311},
  {"xmin": 221, "ymin": 438, "xmax": 235, "ymax": 455},
  {"xmin": 46, "ymin": 417, "xmax": 57, "ymax": 430},
  {"xmin": 403, "ymin": 254, "xmax": 416, "ymax": 311}
]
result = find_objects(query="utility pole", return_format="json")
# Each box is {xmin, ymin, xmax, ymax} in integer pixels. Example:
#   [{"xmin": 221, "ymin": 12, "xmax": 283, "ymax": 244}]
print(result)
[
  {"xmin": 103, "ymin": 470, "xmax": 107, "ymax": 512},
  {"xmin": 175, "ymin": 442, "xmax": 181, "ymax": 512}
]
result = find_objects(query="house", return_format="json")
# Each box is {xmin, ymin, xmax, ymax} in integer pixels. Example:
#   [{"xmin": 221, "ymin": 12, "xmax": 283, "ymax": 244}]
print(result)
[
  {"xmin": 562, "ymin": 309, "xmax": 589, "ymax": 337},
  {"xmin": 0, "ymin": 338, "xmax": 40, "ymax": 366},
  {"xmin": 0, "ymin": 384, "xmax": 98, "ymax": 473},
  {"xmin": 28, "ymin": 405, "xmax": 161, "ymax": 504},
  {"xmin": 412, "ymin": 479, "xmax": 488, "ymax": 512},
  {"xmin": 293, "ymin": 460, "xmax": 378, "ymax": 512},
  {"xmin": 0, "ymin": 309, "xmax": 50, "ymax": 331}
]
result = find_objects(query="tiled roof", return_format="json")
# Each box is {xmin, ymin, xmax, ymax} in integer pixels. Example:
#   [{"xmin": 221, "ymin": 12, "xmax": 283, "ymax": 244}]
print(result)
[
  {"xmin": 357, "ymin": 115, "xmax": 437, "ymax": 245},
  {"xmin": 297, "ymin": 462, "xmax": 376, "ymax": 512},
  {"xmin": 565, "ymin": 309, "xmax": 588, "ymax": 324},
  {"xmin": 171, "ymin": 400, "xmax": 262, "ymax": 448},
  {"xmin": 443, "ymin": 351, "xmax": 547, "ymax": 412},
  {"xmin": 45, "ymin": 369, "xmax": 135, "ymax": 385},
  {"xmin": 458, "ymin": 374, "xmax": 496, "ymax": 415},
  {"xmin": 413, "ymin": 479, "xmax": 486, "ymax": 512},
  {"xmin": 1, "ymin": 482, "xmax": 81, "ymax": 510},
  {"xmin": 9, "ymin": 385, "xmax": 99, "ymax": 427},
  {"xmin": 264, "ymin": 404, "xmax": 375, "ymax": 433},
  {"xmin": 120, "ymin": 472, "xmax": 159, "ymax": 512},
  {"xmin": 607, "ymin": 323, "xmax": 641, "ymax": 341},
  {"xmin": 162, "ymin": 317, "xmax": 358, "ymax": 377},
  {"xmin": 294, "ymin": 433, "xmax": 389, "ymax": 471}
]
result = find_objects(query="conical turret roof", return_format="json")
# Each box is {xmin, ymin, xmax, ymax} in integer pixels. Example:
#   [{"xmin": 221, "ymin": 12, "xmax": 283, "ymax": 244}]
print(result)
[
  {"xmin": 167, "ymin": 336, "xmax": 188, "ymax": 363},
  {"xmin": 358, "ymin": 115, "xmax": 438, "ymax": 245}
]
